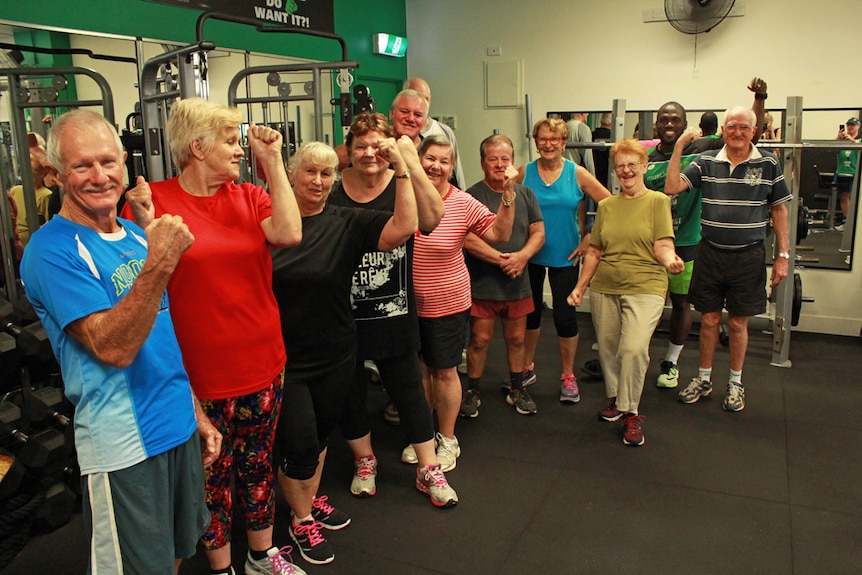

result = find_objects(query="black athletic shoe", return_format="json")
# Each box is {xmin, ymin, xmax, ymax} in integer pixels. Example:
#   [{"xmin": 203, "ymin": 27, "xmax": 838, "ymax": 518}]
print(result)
[
  {"xmin": 290, "ymin": 518, "xmax": 334, "ymax": 565},
  {"xmin": 310, "ymin": 495, "xmax": 351, "ymax": 530}
]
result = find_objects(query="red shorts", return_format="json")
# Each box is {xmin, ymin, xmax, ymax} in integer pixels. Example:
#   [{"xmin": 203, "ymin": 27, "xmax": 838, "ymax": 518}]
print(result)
[{"xmin": 470, "ymin": 296, "xmax": 534, "ymax": 320}]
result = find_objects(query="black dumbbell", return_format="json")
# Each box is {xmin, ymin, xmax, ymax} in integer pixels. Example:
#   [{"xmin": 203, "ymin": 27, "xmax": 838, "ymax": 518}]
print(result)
[
  {"xmin": 0, "ymin": 401, "xmax": 68, "ymax": 474},
  {"xmin": 21, "ymin": 381, "xmax": 72, "ymax": 430},
  {"xmin": 0, "ymin": 298, "xmax": 54, "ymax": 363},
  {"xmin": 0, "ymin": 300, "xmax": 22, "ymax": 391},
  {"xmin": 31, "ymin": 477, "xmax": 76, "ymax": 533},
  {"xmin": 2, "ymin": 320, "xmax": 54, "ymax": 363}
]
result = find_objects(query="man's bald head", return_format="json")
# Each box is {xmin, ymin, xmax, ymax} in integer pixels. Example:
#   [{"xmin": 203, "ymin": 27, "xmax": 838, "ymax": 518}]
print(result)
[{"xmin": 403, "ymin": 78, "xmax": 431, "ymax": 105}]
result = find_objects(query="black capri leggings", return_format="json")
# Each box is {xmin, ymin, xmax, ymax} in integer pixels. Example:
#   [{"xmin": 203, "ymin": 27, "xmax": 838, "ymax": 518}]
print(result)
[
  {"xmin": 277, "ymin": 349, "xmax": 356, "ymax": 480},
  {"xmin": 340, "ymin": 352, "xmax": 435, "ymax": 446},
  {"xmin": 526, "ymin": 263, "xmax": 580, "ymax": 338}
]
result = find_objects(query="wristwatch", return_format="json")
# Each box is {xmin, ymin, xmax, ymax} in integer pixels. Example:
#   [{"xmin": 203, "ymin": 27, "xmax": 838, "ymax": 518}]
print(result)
[
  {"xmin": 395, "ymin": 169, "xmax": 410, "ymax": 179},
  {"xmin": 777, "ymin": 251, "xmax": 790, "ymax": 259}
]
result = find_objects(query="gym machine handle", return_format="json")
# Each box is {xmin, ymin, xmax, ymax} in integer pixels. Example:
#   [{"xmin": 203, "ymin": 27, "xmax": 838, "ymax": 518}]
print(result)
[{"xmin": 195, "ymin": 11, "xmax": 351, "ymax": 63}]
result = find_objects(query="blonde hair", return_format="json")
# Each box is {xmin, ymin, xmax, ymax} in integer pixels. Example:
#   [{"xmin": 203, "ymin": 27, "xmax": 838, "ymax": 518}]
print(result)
[
  {"xmin": 610, "ymin": 139, "xmax": 648, "ymax": 165},
  {"xmin": 168, "ymin": 98, "xmax": 242, "ymax": 170},
  {"xmin": 531, "ymin": 118, "xmax": 569, "ymax": 141},
  {"xmin": 287, "ymin": 142, "xmax": 339, "ymax": 180}
]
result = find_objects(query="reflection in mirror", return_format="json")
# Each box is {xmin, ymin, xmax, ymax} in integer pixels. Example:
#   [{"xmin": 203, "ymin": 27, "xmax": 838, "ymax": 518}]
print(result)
[{"xmin": 550, "ymin": 107, "xmax": 860, "ymax": 271}]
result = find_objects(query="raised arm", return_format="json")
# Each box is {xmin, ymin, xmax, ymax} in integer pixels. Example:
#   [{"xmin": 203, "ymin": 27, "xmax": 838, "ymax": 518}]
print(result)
[
  {"xmin": 377, "ymin": 136, "xmax": 419, "ymax": 251},
  {"xmin": 64, "ymin": 214, "xmax": 194, "ymax": 368},
  {"xmin": 479, "ymin": 165, "xmax": 518, "ymax": 244},
  {"xmin": 250, "ymin": 124, "xmax": 303, "ymax": 248},
  {"xmin": 401, "ymin": 140, "xmax": 444, "ymax": 233},
  {"xmin": 748, "ymin": 77, "xmax": 768, "ymax": 144},
  {"xmin": 665, "ymin": 127, "xmax": 700, "ymax": 195},
  {"xmin": 124, "ymin": 175, "xmax": 155, "ymax": 228}
]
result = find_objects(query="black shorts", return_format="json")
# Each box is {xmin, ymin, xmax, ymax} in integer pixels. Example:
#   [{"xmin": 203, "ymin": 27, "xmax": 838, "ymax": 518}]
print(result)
[
  {"xmin": 418, "ymin": 310, "xmax": 470, "ymax": 369},
  {"xmin": 690, "ymin": 241, "xmax": 767, "ymax": 317}
]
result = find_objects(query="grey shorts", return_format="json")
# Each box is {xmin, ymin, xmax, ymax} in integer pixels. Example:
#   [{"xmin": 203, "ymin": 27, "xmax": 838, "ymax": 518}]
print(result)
[{"xmin": 82, "ymin": 432, "xmax": 210, "ymax": 575}]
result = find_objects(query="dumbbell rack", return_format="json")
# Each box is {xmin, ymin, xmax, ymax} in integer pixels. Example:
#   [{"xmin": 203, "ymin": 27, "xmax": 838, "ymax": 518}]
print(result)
[{"xmin": 0, "ymin": 296, "xmax": 76, "ymax": 571}]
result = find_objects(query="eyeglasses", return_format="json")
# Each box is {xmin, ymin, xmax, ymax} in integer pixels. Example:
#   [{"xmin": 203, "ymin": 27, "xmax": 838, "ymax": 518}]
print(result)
[
  {"xmin": 613, "ymin": 162, "xmax": 644, "ymax": 172},
  {"xmin": 724, "ymin": 124, "xmax": 753, "ymax": 133},
  {"xmin": 536, "ymin": 137, "xmax": 563, "ymax": 145}
]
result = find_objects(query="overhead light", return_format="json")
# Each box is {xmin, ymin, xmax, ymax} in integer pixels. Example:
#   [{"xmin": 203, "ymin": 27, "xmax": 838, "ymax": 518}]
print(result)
[{"xmin": 372, "ymin": 33, "xmax": 407, "ymax": 58}]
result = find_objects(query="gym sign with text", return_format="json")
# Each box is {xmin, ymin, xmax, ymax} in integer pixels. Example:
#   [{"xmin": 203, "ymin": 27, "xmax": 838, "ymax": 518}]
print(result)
[{"xmin": 147, "ymin": 0, "xmax": 335, "ymax": 34}]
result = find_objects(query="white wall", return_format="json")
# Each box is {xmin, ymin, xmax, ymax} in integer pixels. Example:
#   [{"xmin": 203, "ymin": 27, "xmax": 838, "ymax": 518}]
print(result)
[{"xmin": 405, "ymin": 0, "xmax": 862, "ymax": 336}]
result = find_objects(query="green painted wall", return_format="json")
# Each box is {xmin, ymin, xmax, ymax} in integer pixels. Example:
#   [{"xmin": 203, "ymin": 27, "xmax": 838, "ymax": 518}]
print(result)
[
  {"xmin": 1, "ymin": 1, "xmax": 407, "ymax": 95},
  {"xmin": 1, "ymin": 0, "xmax": 407, "ymax": 140}
]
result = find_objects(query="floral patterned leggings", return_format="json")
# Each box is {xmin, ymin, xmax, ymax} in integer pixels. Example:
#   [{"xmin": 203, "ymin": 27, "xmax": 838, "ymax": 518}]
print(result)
[{"xmin": 198, "ymin": 371, "xmax": 283, "ymax": 550}]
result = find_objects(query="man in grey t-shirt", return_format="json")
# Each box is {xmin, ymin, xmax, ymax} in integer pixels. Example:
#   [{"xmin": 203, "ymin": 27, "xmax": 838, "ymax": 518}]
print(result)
[{"xmin": 461, "ymin": 134, "xmax": 545, "ymax": 417}]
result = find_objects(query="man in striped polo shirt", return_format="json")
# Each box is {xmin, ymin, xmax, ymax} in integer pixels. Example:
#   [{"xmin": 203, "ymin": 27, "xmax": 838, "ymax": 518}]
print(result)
[{"xmin": 664, "ymin": 106, "xmax": 791, "ymax": 412}]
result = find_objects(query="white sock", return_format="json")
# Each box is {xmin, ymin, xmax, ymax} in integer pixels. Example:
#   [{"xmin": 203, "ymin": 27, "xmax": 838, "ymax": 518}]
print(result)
[{"xmin": 664, "ymin": 342, "xmax": 684, "ymax": 364}]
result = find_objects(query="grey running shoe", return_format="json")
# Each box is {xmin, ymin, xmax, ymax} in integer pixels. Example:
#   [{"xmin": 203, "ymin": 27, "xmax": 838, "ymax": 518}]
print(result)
[
  {"xmin": 501, "ymin": 363, "xmax": 536, "ymax": 390},
  {"xmin": 678, "ymin": 378, "xmax": 713, "ymax": 404},
  {"xmin": 244, "ymin": 546, "xmax": 307, "ymax": 575},
  {"xmin": 457, "ymin": 348, "xmax": 467, "ymax": 374},
  {"xmin": 722, "ymin": 382, "xmax": 745, "ymax": 412},
  {"xmin": 435, "ymin": 433, "xmax": 461, "ymax": 472},
  {"xmin": 400, "ymin": 444, "xmax": 417, "ymax": 464},
  {"xmin": 459, "ymin": 389, "xmax": 481, "ymax": 418},
  {"xmin": 559, "ymin": 374, "xmax": 580, "ymax": 403},
  {"xmin": 349, "ymin": 455, "xmax": 377, "ymax": 498},
  {"xmin": 506, "ymin": 387, "xmax": 538, "ymax": 415},
  {"xmin": 416, "ymin": 463, "xmax": 458, "ymax": 508}
]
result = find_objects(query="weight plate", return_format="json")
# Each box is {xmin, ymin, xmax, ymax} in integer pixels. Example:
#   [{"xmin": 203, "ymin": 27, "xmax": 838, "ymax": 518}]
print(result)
[
  {"xmin": 792, "ymin": 273, "xmax": 802, "ymax": 327},
  {"xmin": 52, "ymin": 75, "xmax": 68, "ymax": 90}
]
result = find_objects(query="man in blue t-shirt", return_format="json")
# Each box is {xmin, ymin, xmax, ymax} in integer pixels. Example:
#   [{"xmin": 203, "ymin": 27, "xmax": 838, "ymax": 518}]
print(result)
[{"xmin": 20, "ymin": 110, "xmax": 220, "ymax": 575}]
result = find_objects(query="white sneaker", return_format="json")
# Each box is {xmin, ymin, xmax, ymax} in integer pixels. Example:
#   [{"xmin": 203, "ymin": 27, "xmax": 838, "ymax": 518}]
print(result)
[
  {"xmin": 400, "ymin": 444, "xmax": 418, "ymax": 464},
  {"xmin": 245, "ymin": 546, "xmax": 307, "ymax": 575},
  {"xmin": 349, "ymin": 455, "xmax": 377, "ymax": 497},
  {"xmin": 435, "ymin": 432, "xmax": 460, "ymax": 472},
  {"xmin": 416, "ymin": 464, "xmax": 458, "ymax": 508}
]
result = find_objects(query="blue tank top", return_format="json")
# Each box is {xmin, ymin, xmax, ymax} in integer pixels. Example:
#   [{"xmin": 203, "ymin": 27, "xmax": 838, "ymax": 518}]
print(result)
[{"xmin": 523, "ymin": 159, "xmax": 583, "ymax": 267}]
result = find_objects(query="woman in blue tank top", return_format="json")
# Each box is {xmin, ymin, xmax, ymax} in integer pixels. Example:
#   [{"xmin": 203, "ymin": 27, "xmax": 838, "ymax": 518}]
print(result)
[{"xmin": 516, "ymin": 117, "xmax": 611, "ymax": 405}]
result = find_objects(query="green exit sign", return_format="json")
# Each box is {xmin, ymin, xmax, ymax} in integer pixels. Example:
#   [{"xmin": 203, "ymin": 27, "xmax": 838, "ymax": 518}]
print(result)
[{"xmin": 372, "ymin": 33, "xmax": 408, "ymax": 58}]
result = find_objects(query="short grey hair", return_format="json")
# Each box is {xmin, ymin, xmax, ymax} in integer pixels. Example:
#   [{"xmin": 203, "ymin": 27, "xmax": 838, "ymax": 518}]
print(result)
[{"xmin": 47, "ymin": 109, "xmax": 123, "ymax": 171}]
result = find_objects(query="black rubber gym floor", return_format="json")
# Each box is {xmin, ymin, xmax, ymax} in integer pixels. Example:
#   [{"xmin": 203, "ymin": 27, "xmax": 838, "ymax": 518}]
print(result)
[{"xmin": 3, "ymin": 311, "xmax": 861, "ymax": 575}]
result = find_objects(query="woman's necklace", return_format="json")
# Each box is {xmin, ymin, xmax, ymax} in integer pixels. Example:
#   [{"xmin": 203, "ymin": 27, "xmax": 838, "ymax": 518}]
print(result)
[{"xmin": 537, "ymin": 158, "xmax": 563, "ymax": 185}]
